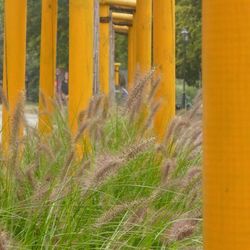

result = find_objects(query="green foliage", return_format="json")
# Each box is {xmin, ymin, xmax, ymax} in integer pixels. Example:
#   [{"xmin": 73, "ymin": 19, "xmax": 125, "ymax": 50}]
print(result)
[
  {"xmin": 115, "ymin": 34, "xmax": 128, "ymax": 68},
  {"xmin": 176, "ymin": 0, "xmax": 201, "ymax": 86}
]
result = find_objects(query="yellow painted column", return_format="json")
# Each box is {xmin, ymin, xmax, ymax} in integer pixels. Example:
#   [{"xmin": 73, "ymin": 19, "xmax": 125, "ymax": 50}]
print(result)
[
  {"xmin": 203, "ymin": 1, "xmax": 250, "ymax": 249},
  {"xmin": 136, "ymin": 0, "xmax": 152, "ymax": 73},
  {"xmin": 38, "ymin": 0, "xmax": 58, "ymax": 134},
  {"xmin": 114, "ymin": 63, "xmax": 121, "ymax": 86},
  {"xmin": 99, "ymin": 4, "xmax": 111, "ymax": 95},
  {"xmin": 128, "ymin": 25, "xmax": 135, "ymax": 90},
  {"xmin": 153, "ymin": 0, "xmax": 175, "ymax": 139},
  {"xmin": 2, "ymin": 0, "xmax": 27, "ymax": 150},
  {"xmin": 69, "ymin": 0, "xmax": 94, "ymax": 135}
]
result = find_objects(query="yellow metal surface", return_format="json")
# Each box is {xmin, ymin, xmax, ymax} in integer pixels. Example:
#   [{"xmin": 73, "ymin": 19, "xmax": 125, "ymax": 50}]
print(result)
[
  {"xmin": 2, "ymin": 0, "xmax": 27, "ymax": 150},
  {"xmin": 69, "ymin": 0, "xmax": 94, "ymax": 135},
  {"xmin": 136, "ymin": 0, "xmax": 152, "ymax": 73},
  {"xmin": 99, "ymin": 4, "xmax": 111, "ymax": 95},
  {"xmin": 127, "ymin": 25, "xmax": 135, "ymax": 90},
  {"xmin": 114, "ymin": 63, "xmax": 121, "ymax": 86},
  {"xmin": 100, "ymin": 0, "xmax": 136, "ymax": 8},
  {"xmin": 153, "ymin": 0, "xmax": 175, "ymax": 140},
  {"xmin": 112, "ymin": 12, "xmax": 133, "ymax": 22},
  {"xmin": 38, "ymin": 0, "xmax": 58, "ymax": 134},
  {"xmin": 113, "ymin": 25, "xmax": 129, "ymax": 34},
  {"xmin": 203, "ymin": 1, "xmax": 250, "ymax": 249}
]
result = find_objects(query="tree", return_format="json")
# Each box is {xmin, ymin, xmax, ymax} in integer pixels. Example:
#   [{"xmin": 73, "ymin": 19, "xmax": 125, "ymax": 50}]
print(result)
[
  {"xmin": 115, "ymin": 34, "xmax": 128, "ymax": 68},
  {"xmin": 176, "ymin": 0, "xmax": 201, "ymax": 86},
  {"xmin": 26, "ymin": 0, "xmax": 69, "ymax": 102}
]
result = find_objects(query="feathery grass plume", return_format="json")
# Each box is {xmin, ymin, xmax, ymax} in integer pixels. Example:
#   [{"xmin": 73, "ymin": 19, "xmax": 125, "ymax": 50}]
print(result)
[
  {"xmin": 95, "ymin": 198, "xmax": 147, "ymax": 227},
  {"xmin": 123, "ymin": 137, "xmax": 155, "ymax": 161},
  {"xmin": 174, "ymin": 121, "xmax": 202, "ymax": 155},
  {"xmin": 161, "ymin": 159, "xmax": 176, "ymax": 184},
  {"xmin": 0, "ymin": 229, "xmax": 11, "ymax": 250},
  {"xmin": 37, "ymin": 143, "xmax": 56, "ymax": 162},
  {"xmin": 164, "ymin": 212, "xmax": 200, "ymax": 244},
  {"xmin": 122, "ymin": 206, "xmax": 148, "ymax": 232},
  {"xmin": 15, "ymin": 162, "xmax": 38, "ymax": 187},
  {"xmin": 10, "ymin": 94, "xmax": 25, "ymax": 148},
  {"xmin": 84, "ymin": 156, "xmax": 124, "ymax": 190},
  {"xmin": 9, "ymin": 94, "xmax": 25, "ymax": 170},
  {"xmin": 60, "ymin": 150, "xmax": 75, "ymax": 181},
  {"xmin": 77, "ymin": 159, "xmax": 91, "ymax": 178},
  {"xmin": 31, "ymin": 182, "xmax": 51, "ymax": 204},
  {"xmin": 192, "ymin": 89, "xmax": 202, "ymax": 107},
  {"xmin": 77, "ymin": 110, "xmax": 86, "ymax": 126},
  {"xmin": 73, "ymin": 121, "xmax": 89, "ymax": 144},
  {"xmin": 185, "ymin": 101, "xmax": 202, "ymax": 122},
  {"xmin": 125, "ymin": 68, "xmax": 156, "ymax": 113},
  {"xmin": 0, "ymin": 87, "xmax": 9, "ymax": 111},
  {"xmin": 87, "ymin": 97, "xmax": 95, "ymax": 119},
  {"xmin": 25, "ymin": 167, "xmax": 36, "ymax": 189},
  {"xmin": 140, "ymin": 101, "xmax": 161, "ymax": 137},
  {"xmin": 167, "ymin": 219, "xmax": 197, "ymax": 242},
  {"xmin": 181, "ymin": 167, "xmax": 201, "ymax": 189},
  {"xmin": 147, "ymin": 77, "xmax": 161, "ymax": 104},
  {"xmin": 163, "ymin": 116, "xmax": 189, "ymax": 148},
  {"xmin": 92, "ymin": 95, "xmax": 104, "ymax": 115}
]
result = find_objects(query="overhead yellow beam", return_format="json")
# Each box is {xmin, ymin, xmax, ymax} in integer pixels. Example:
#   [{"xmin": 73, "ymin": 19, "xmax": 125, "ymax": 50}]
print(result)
[
  {"xmin": 203, "ymin": 0, "xmax": 250, "ymax": 249},
  {"xmin": 69, "ymin": 0, "xmax": 94, "ymax": 135},
  {"xmin": 113, "ymin": 24, "xmax": 129, "ymax": 34},
  {"xmin": 112, "ymin": 12, "xmax": 133, "ymax": 22},
  {"xmin": 100, "ymin": 0, "xmax": 136, "ymax": 8},
  {"xmin": 38, "ymin": 0, "xmax": 58, "ymax": 134},
  {"xmin": 2, "ymin": 0, "xmax": 27, "ymax": 151},
  {"xmin": 153, "ymin": 0, "xmax": 175, "ymax": 140},
  {"xmin": 136, "ymin": 0, "xmax": 152, "ymax": 73},
  {"xmin": 99, "ymin": 4, "xmax": 111, "ymax": 94}
]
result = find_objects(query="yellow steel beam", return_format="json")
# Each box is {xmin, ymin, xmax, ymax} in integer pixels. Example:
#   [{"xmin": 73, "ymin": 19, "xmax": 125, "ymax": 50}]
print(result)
[
  {"xmin": 113, "ymin": 24, "xmax": 129, "ymax": 34},
  {"xmin": 136, "ymin": 0, "xmax": 152, "ymax": 73},
  {"xmin": 99, "ymin": 4, "xmax": 111, "ymax": 94},
  {"xmin": 203, "ymin": 1, "xmax": 250, "ymax": 249},
  {"xmin": 38, "ymin": 0, "xmax": 58, "ymax": 134},
  {"xmin": 153, "ymin": 0, "xmax": 175, "ymax": 140},
  {"xmin": 100, "ymin": 0, "xmax": 136, "ymax": 8},
  {"xmin": 114, "ymin": 63, "xmax": 121, "ymax": 86},
  {"xmin": 69, "ymin": 0, "xmax": 94, "ymax": 135},
  {"xmin": 112, "ymin": 12, "xmax": 133, "ymax": 22},
  {"xmin": 2, "ymin": 0, "xmax": 27, "ymax": 151}
]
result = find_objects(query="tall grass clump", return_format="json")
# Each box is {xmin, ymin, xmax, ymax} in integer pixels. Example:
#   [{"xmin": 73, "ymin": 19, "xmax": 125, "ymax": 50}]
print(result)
[{"xmin": 0, "ymin": 71, "xmax": 202, "ymax": 249}]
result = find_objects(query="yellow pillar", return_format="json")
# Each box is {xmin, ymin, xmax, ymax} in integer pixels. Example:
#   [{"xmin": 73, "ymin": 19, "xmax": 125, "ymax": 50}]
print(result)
[
  {"xmin": 38, "ymin": 0, "xmax": 58, "ymax": 134},
  {"xmin": 136, "ymin": 0, "xmax": 152, "ymax": 73},
  {"xmin": 153, "ymin": 0, "xmax": 175, "ymax": 139},
  {"xmin": 2, "ymin": 0, "xmax": 27, "ymax": 150},
  {"xmin": 69, "ymin": 0, "xmax": 94, "ymax": 135},
  {"xmin": 99, "ymin": 4, "xmax": 111, "ymax": 95},
  {"xmin": 128, "ymin": 25, "xmax": 135, "ymax": 90},
  {"xmin": 114, "ymin": 63, "xmax": 121, "ymax": 86},
  {"xmin": 203, "ymin": 1, "xmax": 250, "ymax": 249}
]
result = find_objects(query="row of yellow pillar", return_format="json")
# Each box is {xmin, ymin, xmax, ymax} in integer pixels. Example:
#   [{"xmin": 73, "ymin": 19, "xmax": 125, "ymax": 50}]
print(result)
[
  {"xmin": 2, "ymin": 0, "xmax": 175, "ymax": 145},
  {"xmin": 3, "ymin": 0, "xmax": 250, "ymax": 248}
]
